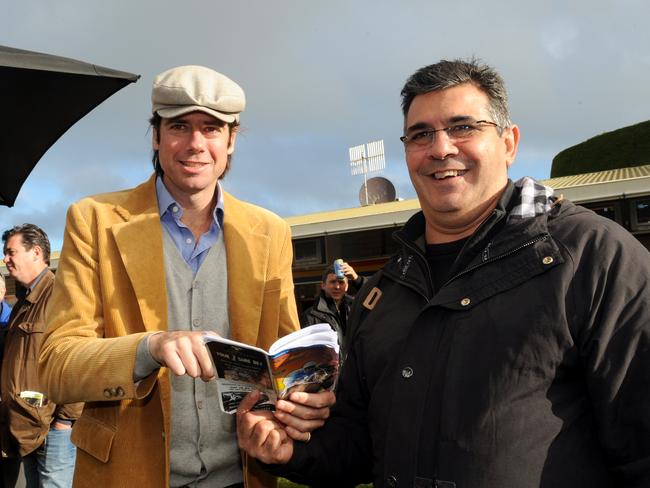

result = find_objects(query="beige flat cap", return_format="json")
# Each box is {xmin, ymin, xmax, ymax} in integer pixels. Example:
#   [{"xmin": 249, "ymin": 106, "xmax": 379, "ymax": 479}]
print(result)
[{"xmin": 151, "ymin": 65, "xmax": 245, "ymax": 123}]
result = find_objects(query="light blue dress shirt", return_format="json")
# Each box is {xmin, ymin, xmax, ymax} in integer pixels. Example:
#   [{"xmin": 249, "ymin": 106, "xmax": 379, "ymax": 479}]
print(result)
[{"xmin": 155, "ymin": 176, "xmax": 224, "ymax": 275}]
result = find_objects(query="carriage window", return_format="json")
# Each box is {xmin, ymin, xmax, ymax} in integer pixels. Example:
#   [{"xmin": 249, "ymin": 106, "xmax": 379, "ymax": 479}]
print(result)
[
  {"xmin": 584, "ymin": 202, "xmax": 621, "ymax": 223},
  {"xmin": 631, "ymin": 198, "xmax": 650, "ymax": 230},
  {"xmin": 293, "ymin": 238, "xmax": 324, "ymax": 265}
]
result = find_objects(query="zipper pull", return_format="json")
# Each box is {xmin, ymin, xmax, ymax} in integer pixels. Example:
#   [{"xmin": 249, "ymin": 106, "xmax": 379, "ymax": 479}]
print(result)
[
  {"xmin": 482, "ymin": 242, "xmax": 492, "ymax": 262},
  {"xmin": 401, "ymin": 255, "xmax": 413, "ymax": 279}
]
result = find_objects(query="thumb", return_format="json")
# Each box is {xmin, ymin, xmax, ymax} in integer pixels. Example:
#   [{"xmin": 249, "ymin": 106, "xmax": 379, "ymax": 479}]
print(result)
[{"xmin": 237, "ymin": 390, "xmax": 261, "ymax": 416}]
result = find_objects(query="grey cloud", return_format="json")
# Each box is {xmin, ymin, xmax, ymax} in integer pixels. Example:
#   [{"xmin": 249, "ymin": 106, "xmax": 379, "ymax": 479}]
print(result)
[{"xmin": 2, "ymin": 0, "xmax": 649, "ymax": 250}]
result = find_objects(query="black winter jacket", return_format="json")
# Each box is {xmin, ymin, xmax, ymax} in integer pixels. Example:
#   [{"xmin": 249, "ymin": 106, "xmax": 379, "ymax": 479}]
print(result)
[
  {"xmin": 279, "ymin": 180, "xmax": 650, "ymax": 488},
  {"xmin": 300, "ymin": 292, "xmax": 352, "ymax": 353}
]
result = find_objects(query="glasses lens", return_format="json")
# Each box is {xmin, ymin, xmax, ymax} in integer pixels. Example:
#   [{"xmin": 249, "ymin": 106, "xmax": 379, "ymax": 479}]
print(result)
[{"xmin": 403, "ymin": 131, "xmax": 434, "ymax": 150}]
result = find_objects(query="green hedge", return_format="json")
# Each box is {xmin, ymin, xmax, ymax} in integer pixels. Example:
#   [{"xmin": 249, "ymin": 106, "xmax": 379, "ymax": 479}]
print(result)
[{"xmin": 551, "ymin": 120, "xmax": 650, "ymax": 177}]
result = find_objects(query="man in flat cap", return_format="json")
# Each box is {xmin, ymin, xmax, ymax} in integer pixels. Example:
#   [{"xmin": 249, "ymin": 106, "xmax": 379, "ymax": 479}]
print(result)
[{"xmin": 38, "ymin": 65, "xmax": 332, "ymax": 488}]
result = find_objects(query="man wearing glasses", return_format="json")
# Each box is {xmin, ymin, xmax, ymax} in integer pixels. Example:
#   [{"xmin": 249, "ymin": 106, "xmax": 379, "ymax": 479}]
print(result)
[{"xmin": 237, "ymin": 59, "xmax": 650, "ymax": 487}]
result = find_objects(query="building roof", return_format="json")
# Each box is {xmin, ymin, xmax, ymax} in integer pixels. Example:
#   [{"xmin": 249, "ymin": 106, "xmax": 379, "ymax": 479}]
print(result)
[
  {"xmin": 541, "ymin": 163, "xmax": 650, "ymax": 204},
  {"xmin": 285, "ymin": 198, "xmax": 421, "ymax": 238},
  {"xmin": 542, "ymin": 164, "xmax": 650, "ymax": 187}
]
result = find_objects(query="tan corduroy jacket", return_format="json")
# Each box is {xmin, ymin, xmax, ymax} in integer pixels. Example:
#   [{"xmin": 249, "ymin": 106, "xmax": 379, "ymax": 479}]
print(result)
[{"xmin": 39, "ymin": 175, "xmax": 299, "ymax": 488}]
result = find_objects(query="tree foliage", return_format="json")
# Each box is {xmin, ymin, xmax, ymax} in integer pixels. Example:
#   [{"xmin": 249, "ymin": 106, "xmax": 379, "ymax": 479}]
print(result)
[{"xmin": 551, "ymin": 120, "xmax": 650, "ymax": 177}]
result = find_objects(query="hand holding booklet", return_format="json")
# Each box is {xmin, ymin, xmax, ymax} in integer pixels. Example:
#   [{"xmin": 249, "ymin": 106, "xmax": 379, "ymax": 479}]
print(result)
[{"xmin": 204, "ymin": 323, "xmax": 339, "ymax": 414}]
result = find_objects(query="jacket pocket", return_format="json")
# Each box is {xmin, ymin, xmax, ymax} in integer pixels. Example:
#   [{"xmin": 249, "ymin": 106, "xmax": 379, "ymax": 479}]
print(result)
[
  {"xmin": 71, "ymin": 412, "xmax": 116, "ymax": 463},
  {"xmin": 7, "ymin": 395, "xmax": 53, "ymax": 456},
  {"xmin": 261, "ymin": 280, "xmax": 281, "ymax": 320},
  {"xmin": 12, "ymin": 321, "xmax": 45, "ymax": 361},
  {"xmin": 257, "ymin": 279, "xmax": 282, "ymax": 346},
  {"xmin": 16, "ymin": 321, "xmax": 44, "ymax": 334},
  {"xmin": 264, "ymin": 278, "xmax": 282, "ymax": 293}
]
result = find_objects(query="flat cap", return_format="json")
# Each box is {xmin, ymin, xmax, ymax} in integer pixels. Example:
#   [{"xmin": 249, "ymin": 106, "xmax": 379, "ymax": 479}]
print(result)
[{"xmin": 151, "ymin": 65, "xmax": 245, "ymax": 123}]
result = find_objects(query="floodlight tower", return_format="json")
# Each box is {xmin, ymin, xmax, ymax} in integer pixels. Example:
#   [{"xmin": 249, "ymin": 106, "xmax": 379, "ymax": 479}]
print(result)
[{"xmin": 348, "ymin": 140, "xmax": 385, "ymax": 206}]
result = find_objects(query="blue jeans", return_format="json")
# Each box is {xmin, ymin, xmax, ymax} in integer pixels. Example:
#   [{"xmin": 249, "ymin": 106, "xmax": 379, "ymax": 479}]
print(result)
[{"xmin": 23, "ymin": 427, "xmax": 76, "ymax": 488}]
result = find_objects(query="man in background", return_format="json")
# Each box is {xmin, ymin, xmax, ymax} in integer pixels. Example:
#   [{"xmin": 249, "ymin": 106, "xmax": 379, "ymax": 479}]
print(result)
[
  {"xmin": 300, "ymin": 261, "xmax": 365, "ymax": 355},
  {"xmin": 1, "ymin": 224, "xmax": 82, "ymax": 487},
  {"xmin": 0, "ymin": 273, "xmax": 13, "ymax": 366}
]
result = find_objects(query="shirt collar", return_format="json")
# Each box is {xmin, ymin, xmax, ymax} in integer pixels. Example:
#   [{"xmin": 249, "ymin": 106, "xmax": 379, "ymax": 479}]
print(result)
[
  {"xmin": 17, "ymin": 267, "xmax": 49, "ymax": 300},
  {"xmin": 155, "ymin": 175, "xmax": 224, "ymax": 226}
]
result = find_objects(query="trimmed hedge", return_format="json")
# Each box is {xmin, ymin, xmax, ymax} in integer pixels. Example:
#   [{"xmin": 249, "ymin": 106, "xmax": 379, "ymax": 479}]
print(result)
[{"xmin": 551, "ymin": 120, "xmax": 650, "ymax": 177}]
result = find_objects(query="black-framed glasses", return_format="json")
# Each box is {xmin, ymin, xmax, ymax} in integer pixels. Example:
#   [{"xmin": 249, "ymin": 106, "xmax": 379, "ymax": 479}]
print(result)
[{"xmin": 400, "ymin": 120, "xmax": 501, "ymax": 150}]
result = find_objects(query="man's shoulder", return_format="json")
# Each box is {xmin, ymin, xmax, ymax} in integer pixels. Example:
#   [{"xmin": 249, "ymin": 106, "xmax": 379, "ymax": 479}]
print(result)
[
  {"xmin": 548, "ymin": 200, "xmax": 650, "ymax": 259},
  {"xmin": 301, "ymin": 305, "xmax": 316, "ymax": 317},
  {"xmin": 69, "ymin": 175, "xmax": 156, "ymax": 216},
  {"xmin": 302, "ymin": 304, "xmax": 330, "ymax": 323},
  {"xmin": 550, "ymin": 200, "xmax": 628, "ymax": 237},
  {"xmin": 24, "ymin": 270, "xmax": 55, "ymax": 307},
  {"xmin": 223, "ymin": 191, "xmax": 288, "ymax": 229}
]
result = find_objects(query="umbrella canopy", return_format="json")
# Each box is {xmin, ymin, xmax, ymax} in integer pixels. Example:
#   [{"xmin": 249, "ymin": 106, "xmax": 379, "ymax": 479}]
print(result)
[{"xmin": 0, "ymin": 45, "xmax": 140, "ymax": 206}]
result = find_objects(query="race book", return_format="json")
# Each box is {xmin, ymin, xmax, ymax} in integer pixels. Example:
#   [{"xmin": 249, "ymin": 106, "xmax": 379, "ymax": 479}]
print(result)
[{"xmin": 204, "ymin": 323, "xmax": 339, "ymax": 414}]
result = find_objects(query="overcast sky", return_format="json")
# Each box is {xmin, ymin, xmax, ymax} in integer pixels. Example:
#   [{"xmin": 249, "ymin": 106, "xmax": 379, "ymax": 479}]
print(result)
[{"xmin": 2, "ymin": 0, "xmax": 649, "ymax": 250}]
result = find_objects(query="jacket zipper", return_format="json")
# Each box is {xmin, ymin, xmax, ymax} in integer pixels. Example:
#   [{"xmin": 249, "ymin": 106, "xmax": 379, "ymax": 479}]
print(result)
[
  {"xmin": 442, "ymin": 233, "xmax": 550, "ymax": 288},
  {"xmin": 392, "ymin": 236, "xmax": 435, "ymax": 299}
]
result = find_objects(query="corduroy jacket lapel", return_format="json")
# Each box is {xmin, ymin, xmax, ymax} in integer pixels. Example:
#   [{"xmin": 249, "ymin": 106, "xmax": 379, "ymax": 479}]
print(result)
[{"xmin": 111, "ymin": 175, "xmax": 168, "ymax": 333}]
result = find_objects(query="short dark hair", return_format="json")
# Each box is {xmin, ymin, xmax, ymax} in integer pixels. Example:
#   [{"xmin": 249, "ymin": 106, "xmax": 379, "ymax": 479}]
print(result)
[
  {"xmin": 400, "ymin": 58, "xmax": 512, "ymax": 133},
  {"xmin": 2, "ymin": 223, "xmax": 51, "ymax": 266},
  {"xmin": 322, "ymin": 266, "xmax": 336, "ymax": 282},
  {"xmin": 149, "ymin": 113, "xmax": 240, "ymax": 179}
]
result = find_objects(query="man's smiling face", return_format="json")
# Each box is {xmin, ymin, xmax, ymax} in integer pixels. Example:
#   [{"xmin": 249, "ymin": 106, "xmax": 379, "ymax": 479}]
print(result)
[
  {"xmin": 154, "ymin": 111, "xmax": 236, "ymax": 203},
  {"xmin": 404, "ymin": 83, "xmax": 519, "ymax": 239}
]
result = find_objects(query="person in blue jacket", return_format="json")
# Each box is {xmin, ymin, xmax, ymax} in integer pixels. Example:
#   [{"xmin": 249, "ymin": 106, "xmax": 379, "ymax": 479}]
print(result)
[{"xmin": 0, "ymin": 273, "xmax": 12, "ymax": 328}]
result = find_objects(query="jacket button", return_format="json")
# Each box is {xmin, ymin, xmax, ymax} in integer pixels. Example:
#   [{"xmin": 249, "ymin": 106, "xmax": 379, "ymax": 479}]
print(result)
[
  {"xmin": 386, "ymin": 475, "xmax": 397, "ymax": 487},
  {"xmin": 460, "ymin": 297, "xmax": 471, "ymax": 306},
  {"xmin": 110, "ymin": 388, "xmax": 117, "ymax": 397},
  {"xmin": 542, "ymin": 256, "xmax": 554, "ymax": 265},
  {"xmin": 116, "ymin": 387, "xmax": 125, "ymax": 397},
  {"xmin": 401, "ymin": 367, "xmax": 414, "ymax": 378}
]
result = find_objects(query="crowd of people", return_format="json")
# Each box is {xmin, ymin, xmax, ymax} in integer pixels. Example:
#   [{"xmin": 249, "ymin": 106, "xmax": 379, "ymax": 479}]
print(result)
[{"xmin": 0, "ymin": 58, "xmax": 648, "ymax": 488}]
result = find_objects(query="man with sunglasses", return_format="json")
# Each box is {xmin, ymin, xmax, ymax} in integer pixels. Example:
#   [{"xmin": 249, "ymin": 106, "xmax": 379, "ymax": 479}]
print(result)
[{"xmin": 238, "ymin": 58, "xmax": 650, "ymax": 487}]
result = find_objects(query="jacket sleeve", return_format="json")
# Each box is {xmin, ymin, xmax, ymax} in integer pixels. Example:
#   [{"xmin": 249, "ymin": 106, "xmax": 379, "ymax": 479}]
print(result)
[
  {"xmin": 348, "ymin": 275, "xmax": 368, "ymax": 294},
  {"xmin": 39, "ymin": 202, "xmax": 154, "ymax": 405},
  {"xmin": 53, "ymin": 403, "xmax": 84, "ymax": 422},
  {"xmin": 567, "ymin": 218, "xmax": 650, "ymax": 486}
]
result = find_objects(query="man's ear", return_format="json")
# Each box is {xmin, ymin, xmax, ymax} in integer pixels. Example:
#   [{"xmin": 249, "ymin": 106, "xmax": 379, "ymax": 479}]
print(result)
[
  {"xmin": 152, "ymin": 127, "xmax": 159, "ymax": 151},
  {"xmin": 31, "ymin": 245, "xmax": 42, "ymax": 262},
  {"xmin": 504, "ymin": 124, "xmax": 520, "ymax": 169},
  {"xmin": 227, "ymin": 128, "xmax": 237, "ymax": 156}
]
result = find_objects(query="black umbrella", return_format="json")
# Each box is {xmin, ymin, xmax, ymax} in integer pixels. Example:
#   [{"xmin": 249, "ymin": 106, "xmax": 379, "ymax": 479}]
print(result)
[{"xmin": 0, "ymin": 45, "xmax": 140, "ymax": 207}]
